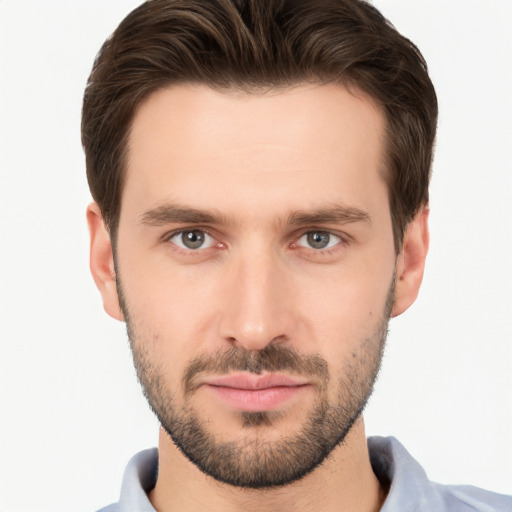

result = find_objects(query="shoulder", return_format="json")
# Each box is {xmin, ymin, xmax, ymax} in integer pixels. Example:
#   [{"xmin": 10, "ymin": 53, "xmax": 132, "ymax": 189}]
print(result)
[
  {"xmin": 368, "ymin": 436, "xmax": 512, "ymax": 512},
  {"xmin": 95, "ymin": 505, "xmax": 120, "ymax": 512},
  {"xmin": 94, "ymin": 448, "xmax": 158, "ymax": 512},
  {"xmin": 436, "ymin": 484, "xmax": 512, "ymax": 512}
]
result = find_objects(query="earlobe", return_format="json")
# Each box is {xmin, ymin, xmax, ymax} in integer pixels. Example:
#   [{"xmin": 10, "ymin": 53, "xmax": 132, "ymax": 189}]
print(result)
[
  {"xmin": 392, "ymin": 205, "xmax": 430, "ymax": 317},
  {"xmin": 87, "ymin": 203, "xmax": 124, "ymax": 321}
]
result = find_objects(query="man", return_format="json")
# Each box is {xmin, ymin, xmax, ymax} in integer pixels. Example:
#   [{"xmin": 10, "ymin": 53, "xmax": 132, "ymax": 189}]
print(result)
[{"xmin": 82, "ymin": 1, "xmax": 511, "ymax": 511}]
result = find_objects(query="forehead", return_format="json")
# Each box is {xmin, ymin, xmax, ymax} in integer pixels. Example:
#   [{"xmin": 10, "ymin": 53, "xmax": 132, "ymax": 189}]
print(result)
[{"xmin": 123, "ymin": 83, "xmax": 388, "ymax": 221}]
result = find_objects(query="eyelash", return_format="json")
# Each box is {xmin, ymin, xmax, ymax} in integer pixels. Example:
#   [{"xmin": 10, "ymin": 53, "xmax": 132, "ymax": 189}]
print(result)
[{"xmin": 161, "ymin": 228, "xmax": 349, "ymax": 257}]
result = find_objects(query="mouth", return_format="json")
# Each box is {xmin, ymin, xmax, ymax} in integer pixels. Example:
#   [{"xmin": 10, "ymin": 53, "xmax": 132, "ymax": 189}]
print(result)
[{"xmin": 201, "ymin": 373, "xmax": 311, "ymax": 412}]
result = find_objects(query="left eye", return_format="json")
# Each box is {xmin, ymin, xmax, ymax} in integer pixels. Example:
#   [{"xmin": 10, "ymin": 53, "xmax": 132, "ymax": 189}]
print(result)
[
  {"xmin": 169, "ymin": 230, "xmax": 215, "ymax": 250},
  {"xmin": 297, "ymin": 231, "xmax": 341, "ymax": 250}
]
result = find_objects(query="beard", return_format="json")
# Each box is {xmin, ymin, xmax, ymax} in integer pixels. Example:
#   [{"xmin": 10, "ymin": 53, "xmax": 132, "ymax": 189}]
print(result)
[{"xmin": 118, "ymin": 280, "xmax": 393, "ymax": 489}]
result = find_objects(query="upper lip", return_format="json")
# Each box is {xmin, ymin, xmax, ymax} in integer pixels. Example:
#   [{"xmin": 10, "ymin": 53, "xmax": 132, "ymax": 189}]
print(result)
[{"xmin": 202, "ymin": 373, "xmax": 310, "ymax": 390}]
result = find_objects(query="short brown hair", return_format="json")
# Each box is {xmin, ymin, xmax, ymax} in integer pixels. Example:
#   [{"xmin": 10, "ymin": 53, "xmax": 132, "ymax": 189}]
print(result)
[{"xmin": 82, "ymin": 0, "xmax": 437, "ymax": 251}]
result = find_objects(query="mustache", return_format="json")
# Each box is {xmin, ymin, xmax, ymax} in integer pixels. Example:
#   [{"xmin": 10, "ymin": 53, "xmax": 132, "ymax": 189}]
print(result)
[{"xmin": 183, "ymin": 344, "xmax": 329, "ymax": 396}]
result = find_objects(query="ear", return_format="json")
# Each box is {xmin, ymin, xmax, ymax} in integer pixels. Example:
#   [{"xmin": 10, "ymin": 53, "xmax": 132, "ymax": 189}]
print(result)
[
  {"xmin": 392, "ymin": 205, "xmax": 430, "ymax": 317},
  {"xmin": 87, "ymin": 203, "xmax": 124, "ymax": 321}
]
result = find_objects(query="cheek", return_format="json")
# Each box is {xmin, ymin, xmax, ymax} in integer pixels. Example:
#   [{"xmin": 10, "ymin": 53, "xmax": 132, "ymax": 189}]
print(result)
[
  {"xmin": 301, "ymin": 269, "xmax": 392, "ymax": 328},
  {"xmin": 117, "ymin": 260, "xmax": 211, "ymax": 376},
  {"xmin": 294, "ymin": 268, "xmax": 393, "ymax": 371},
  {"xmin": 118, "ymin": 238, "xmax": 215, "ymax": 321}
]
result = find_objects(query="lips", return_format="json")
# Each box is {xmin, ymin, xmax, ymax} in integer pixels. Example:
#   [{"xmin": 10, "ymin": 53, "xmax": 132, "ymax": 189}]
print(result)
[{"xmin": 202, "ymin": 373, "xmax": 311, "ymax": 412}]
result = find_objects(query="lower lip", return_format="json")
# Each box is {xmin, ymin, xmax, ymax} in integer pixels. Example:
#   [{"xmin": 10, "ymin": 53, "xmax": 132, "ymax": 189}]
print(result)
[{"xmin": 205, "ymin": 384, "xmax": 309, "ymax": 412}]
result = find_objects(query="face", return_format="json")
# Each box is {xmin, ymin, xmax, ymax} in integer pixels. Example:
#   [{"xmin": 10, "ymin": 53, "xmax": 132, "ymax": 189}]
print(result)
[{"xmin": 89, "ymin": 83, "xmax": 428, "ymax": 488}]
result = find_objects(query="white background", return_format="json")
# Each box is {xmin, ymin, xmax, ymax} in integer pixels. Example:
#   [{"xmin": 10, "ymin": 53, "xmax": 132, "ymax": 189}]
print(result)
[{"xmin": 0, "ymin": 1, "xmax": 511, "ymax": 511}]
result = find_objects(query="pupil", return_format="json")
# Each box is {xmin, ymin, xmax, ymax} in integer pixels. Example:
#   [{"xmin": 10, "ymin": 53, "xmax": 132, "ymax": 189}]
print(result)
[
  {"xmin": 307, "ymin": 232, "xmax": 330, "ymax": 249},
  {"xmin": 182, "ymin": 230, "xmax": 205, "ymax": 249}
]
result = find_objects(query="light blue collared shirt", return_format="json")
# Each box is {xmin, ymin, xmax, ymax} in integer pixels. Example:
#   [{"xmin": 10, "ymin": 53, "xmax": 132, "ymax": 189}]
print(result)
[{"xmin": 97, "ymin": 436, "xmax": 512, "ymax": 511}]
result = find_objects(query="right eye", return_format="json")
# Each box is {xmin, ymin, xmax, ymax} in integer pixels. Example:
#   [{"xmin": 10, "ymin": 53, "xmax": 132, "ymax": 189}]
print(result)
[{"xmin": 168, "ymin": 230, "xmax": 216, "ymax": 251}]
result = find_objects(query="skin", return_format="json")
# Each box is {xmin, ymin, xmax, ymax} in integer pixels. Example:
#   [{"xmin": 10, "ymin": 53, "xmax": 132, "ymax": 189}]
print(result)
[{"xmin": 88, "ymin": 83, "xmax": 429, "ymax": 512}]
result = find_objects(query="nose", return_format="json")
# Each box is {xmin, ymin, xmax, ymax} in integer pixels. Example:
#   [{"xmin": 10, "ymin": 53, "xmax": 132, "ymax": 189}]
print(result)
[{"xmin": 217, "ymin": 250, "xmax": 293, "ymax": 351}]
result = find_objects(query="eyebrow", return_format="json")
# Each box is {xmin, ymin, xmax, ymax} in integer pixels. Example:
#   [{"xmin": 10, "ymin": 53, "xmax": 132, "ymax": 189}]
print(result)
[
  {"xmin": 139, "ymin": 203, "xmax": 371, "ymax": 227},
  {"xmin": 139, "ymin": 204, "xmax": 232, "ymax": 226},
  {"xmin": 287, "ymin": 206, "xmax": 371, "ymax": 226}
]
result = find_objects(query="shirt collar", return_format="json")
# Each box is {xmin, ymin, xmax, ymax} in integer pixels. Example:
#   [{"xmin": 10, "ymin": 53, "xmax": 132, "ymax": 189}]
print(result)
[{"xmin": 116, "ymin": 437, "xmax": 444, "ymax": 512}]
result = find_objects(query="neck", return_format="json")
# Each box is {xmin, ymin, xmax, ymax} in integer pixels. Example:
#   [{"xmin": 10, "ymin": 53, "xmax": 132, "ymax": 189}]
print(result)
[{"xmin": 149, "ymin": 417, "xmax": 386, "ymax": 512}]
